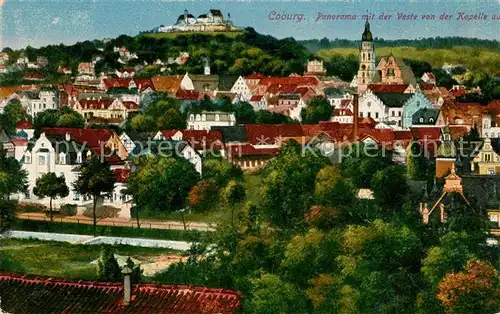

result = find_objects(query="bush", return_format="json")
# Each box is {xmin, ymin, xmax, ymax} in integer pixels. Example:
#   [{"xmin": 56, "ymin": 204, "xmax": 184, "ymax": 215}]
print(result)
[
  {"xmin": 17, "ymin": 202, "xmax": 47, "ymax": 213},
  {"xmin": 60, "ymin": 204, "xmax": 77, "ymax": 216},
  {"xmin": 83, "ymin": 206, "xmax": 120, "ymax": 219}
]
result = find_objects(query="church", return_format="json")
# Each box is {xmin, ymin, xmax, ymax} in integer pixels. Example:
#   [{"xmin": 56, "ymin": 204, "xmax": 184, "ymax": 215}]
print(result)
[{"xmin": 352, "ymin": 20, "xmax": 417, "ymax": 93}]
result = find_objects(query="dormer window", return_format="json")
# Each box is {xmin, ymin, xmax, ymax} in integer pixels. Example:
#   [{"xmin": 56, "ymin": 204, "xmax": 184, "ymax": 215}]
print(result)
[
  {"xmin": 202, "ymin": 114, "xmax": 206, "ymax": 121},
  {"xmin": 419, "ymin": 117, "xmax": 424, "ymax": 123},
  {"xmin": 429, "ymin": 118, "xmax": 434, "ymax": 123},
  {"xmin": 59, "ymin": 152, "xmax": 66, "ymax": 165},
  {"xmin": 190, "ymin": 115, "xmax": 194, "ymax": 121}
]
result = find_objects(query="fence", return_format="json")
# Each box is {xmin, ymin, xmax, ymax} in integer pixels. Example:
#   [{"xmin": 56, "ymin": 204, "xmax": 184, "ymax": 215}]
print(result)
[{"xmin": 16, "ymin": 214, "xmax": 215, "ymax": 232}]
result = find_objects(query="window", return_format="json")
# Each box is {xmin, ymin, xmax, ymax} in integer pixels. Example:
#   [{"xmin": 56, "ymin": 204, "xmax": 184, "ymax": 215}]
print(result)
[
  {"xmin": 485, "ymin": 133, "xmax": 489, "ymax": 138},
  {"xmin": 489, "ymin": 168, "xmax": 495, "ymax": 175},
  {"xmin": 59, "ymin": 153, "xmax": 66, "ymax": 165},
  {"xmin": 25, "ymin": 189, "xmax": 30, "ymax": 199},
  {"xmin": 77, "ymin": 153, "xmax": 82, "ymax": 163},
  {"xmin": 485, "ymin": 153, "xmax": 492, "ymax": 162},
  {"xmin": 387, "ymin": 68, "xmax": 395, "ymax": 76},
  {"xmin": 25, "ymin": 154, "xmax": 32, "ymax": 164},
  {"xmin": 419, "ymin": 117, "xmax": 424, "ymax": 123},
  {"xmin": 367, "ymin": 102, "xmax": 371, "ymax": 107},
  {"xmin": 367, "ymin": 112, "xmax": 371, "ymax": 118},
  {"xmin": 73, "ymin": 192, "xmax": 80, "ymax": 201},
  {"xmin": 416, "ymin": 101, "xmax": 420, "ymax": 107},
  {"xmin": 375, "ymin": 112, "xmax": 379, "ymax": 119},
  {"xmin": 360, "ymin": 112, "xmax": 363, "ymax": 118},
  {"xmin": 38, "ymin": 155, "xmax": 46, "ymax": 165},
  {"xmin": 392, "ymin": 111, "xmax": 395, "ymax": 117},
  {"xmin": 398, "ymin": 111, "xmax": 402, "ymax": 117},
  {"xmin": 429, "ymin": 118, "xmax": 434, "ymax": 123}
]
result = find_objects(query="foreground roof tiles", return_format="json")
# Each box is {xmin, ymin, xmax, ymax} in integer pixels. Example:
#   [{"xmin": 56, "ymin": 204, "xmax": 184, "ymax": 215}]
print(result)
[{"xmin": 0, "ymin": 273, "xmax": 241, "ymax": 314}]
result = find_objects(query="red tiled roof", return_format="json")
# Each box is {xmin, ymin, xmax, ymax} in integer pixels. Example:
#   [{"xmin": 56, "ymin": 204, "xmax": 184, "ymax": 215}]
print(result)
[
  {"xmin": 16, "ymin": 120, "xmax": 34, "ymax": 129},
  {"xmin": 420, "ymin": 83, "xmax": 436, "ymax": 90},
  {"xmin": 359, "ymin": 117, "xmax": 377, "ymax": 125},
  {"xmin": 176, "ymin": 89, "xmax": 200, "ymax": 100},
  {"xmin": 227, "ymin": 143, "xmax": 279, "ymax": 157},
  {"xmin": 410, "ymin": 126, "xmax": 441, "ymax": 140},
  {"xmin": 487, "ymin": 99, "xmax": 500, "ymax": 114},
  {"xmin": 250, "ymin": 95, "xmax": 264, "ymax": 102},
  {"xmin": 163, "ymin": 129, "xmax": 224, "ymax": 151},
  {"xmin": 122, "ymin": 101, "xmax": 140, "ymax": 110},
  {"xmin": 113, "ymin": 168, "xmax": 130, "ymax": 183},
  {"xmin": 23, "ymin": 73, "xmax": 46, "ymax": 80},
  {"xmin": 394, "ymin": 130, "xmax": 413, "ymax": 141},
  {"xmin": 0, "ymin": 273, "xmax": 241, "ymax": 314},
  {"xmin": 266, "ymin": 84, "xmax": 297, "ymax": 95},
  {"xmin": 42, "ymin": 127, "xmax": 115, "ymax": 154},
  {"xmin": 368, "ymin": 84, "xmax": 409, "ymax": 93},
  {"xmin": 11, "ymin": 138, "xmax": 28, "ymax": 146},
  {"xmin": 133, "ymin": 78, "xmax": 156, "ymax": 92},
  {"xmin": 340, "ymin": 99, "xmax": 352, "ymax": 107},
  {"xmin": 78, "ymin": 99, "xmax": 114, "ymax": 110},
  {"xmin": 104, "ymin": 78, "xmax": 131, "ymax": 89},
  {"xmin": 258, "ymin": 76, "xmax": 319, "ymax": 87},
  {"xmin": 244, "ymin": 124, "xmax": 304, "ymax": 145}
]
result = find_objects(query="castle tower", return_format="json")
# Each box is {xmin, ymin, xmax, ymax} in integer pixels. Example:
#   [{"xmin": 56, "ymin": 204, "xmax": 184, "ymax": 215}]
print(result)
[{"xmin": 356, "ymin": 20, "xmax": 377, "ymax": 93}]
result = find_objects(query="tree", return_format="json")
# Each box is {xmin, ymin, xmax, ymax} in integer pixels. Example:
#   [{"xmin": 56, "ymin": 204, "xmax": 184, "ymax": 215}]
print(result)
[
  {"xmin": 33, "ymin": 173, "xmax": 69, "ymax": 221},
  {"xmin": 262, "ymin": 140, "xmax": 327, "ymax": 228},
  {"xmin": 56, "ymin": 113, "xmax": 85, "ymax": 128},
  {"xmin": 0, "ymin": 200, "xmax": 16, "ymax": 233},
  {"xmin": 371, "ymin": 165, "xmax": 409, "ymax": 210},
  {"xmin": 301, "ymin": 96, "xmax": 332, "ymax": 124},
  {"xmin": 314, "ymin": 166, "xmax": 355, "ymax": 208},
  {"xmin": 463, "ymin": 125, "xmax": 481, "ymax": 141},
  {"xmin": 73, "ymin": 156, "xmax": 116, "ymax": 236},
  {"xmin": 0, "ymin": 99, "xmax": 25, "ymax": 135},
  {"xmin": 233, "ymin": 101, "xmax": 256, "ymax": 124},
  {"xmin": 127, "ymin": 156, "xmax": 199, "ymax": 214},
  {"xmin": 0, "ymin": 145, "xmax": 27, "ymax": 200},
  {"xmin": 406, "ymin": 141, "xmax": 427, "ymax": 180},
  {"xmin": 223, "ymin": 180, "xmax": 246, "ymax": 226},
  {"xmin": 244, "ymin": 273, "xmax": 308, "ymax": 314},
  {"xmin": 187, "ymin": 179, "xmax": 218, "ymax": 212},
  {"xmin": 97, "ymin": 246, "xmax": 122, "ymax": 282},
  {"xmin": 437, "ymin": 260, "xmax": 499, "ymax": 314}
]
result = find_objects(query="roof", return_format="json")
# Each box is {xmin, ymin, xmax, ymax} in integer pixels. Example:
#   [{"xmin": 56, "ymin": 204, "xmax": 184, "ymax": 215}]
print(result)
[
  {"xmin": 259, "ymin": 76, "xmax": 319, "ymax": 87},
  {"xmin": 78, "ymin": 99, "xmax": 114, "ymax": 110},
  {"xmin": 0, "ymin": 273, "xmax": 241, "ymax": 314},
  {"xmin": 374, "ymin": 92, "xmax": 412, "ymax": 108},
  {"xmin": 245, "ymin": 73, "xmax": 264, "ymax": 80},
  {"xmin": 227, "ymin": 144, "xmax": 279, "ymax": 158},
  {"xmin": 324, "ymin": 87, "xmax": 343, "ymax": 96},
  {"xmin": 42, "ymin": 128, "xmax": 115, "ymax": 154},
  {"xmin": 218, "ymin": 75, "xmax": 239, "ymax": 91},
  {"xmin": 151, "ymin": 76, "xmax": 182, "ymax": 94},
  {"xmin": 210, "ymin": 9, "xmax": 223, "ymax": 17},
  {"xmin": 368, "ymin": 84, "xmax": 409, "ymax": 94},
  {"xmin": 333, "ymin": 108, "xmax": 353, "ymax": 116},
  {"xmin": 244, "ymin": 124, "xmax": 304, "ymax": 145},
  {"xmin": 211, "ymin": 126, "xmax": 249, "ymax": 143},
  {"xmin": 266, "ymin": 84, "xmax": 297, "ymax": 95},
  {"xmin": 412, "ymin": 108, "xmax": 439, "ymax": 125},
  {"xmin": 176, "ymin": 89, "xmax": 200, "ymax": 100},
  {"xmin": 279, "ymin": 93, "xmax": 301, "ymax": 100},
  {"xmin": 189, "ymin": 75, "xmax": 219, "ymax": 92},
  {"xmin": 420, "ymin": 83, "xmax": 436, "ymax": 91},
  {"xmin": 162, "ymin": 129, "xmax": 224, "ymax": 151},
  {"xmin": 379, "ymin": 55, "xmax": 417, "ymax": 85},
  {"xmin": 23, "ymin": 73, "xmax": 46, "ymax": 80},
  {"xmin": 15, "ymin": 120, "xmax": 34, "ymax": 129},
  {"xmin": 250, "ymin": 95, "xmax": 264, "ymax": 102},
  {"xmin": 0, "ymin": 86, "xmax": 20, "ymax": 99}
]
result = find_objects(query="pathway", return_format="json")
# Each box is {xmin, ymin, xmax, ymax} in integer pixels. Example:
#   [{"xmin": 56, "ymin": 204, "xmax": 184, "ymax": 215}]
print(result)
[
  {"xmin": 1, "ymin": 230, "xmax": 193, "ymax": 251},
  {"xmin": 16, "ymin": 212, "xmax": 216, "ymax": 232}
]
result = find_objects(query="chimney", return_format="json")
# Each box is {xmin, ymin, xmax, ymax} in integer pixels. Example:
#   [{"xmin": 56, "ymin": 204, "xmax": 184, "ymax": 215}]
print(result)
[
  {"xmin": 122, "ymin": 265, "xmax": 132, "ymax": 305},
  {"xmin": 352, "ymin": 93, "xmax": 359, "ymax": 142}
]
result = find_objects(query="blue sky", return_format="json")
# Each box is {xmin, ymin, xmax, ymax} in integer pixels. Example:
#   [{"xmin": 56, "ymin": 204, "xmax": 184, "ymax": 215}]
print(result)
[{"xmin": 2, "ymin": 0, "xmax": 499, "ymax": 49}]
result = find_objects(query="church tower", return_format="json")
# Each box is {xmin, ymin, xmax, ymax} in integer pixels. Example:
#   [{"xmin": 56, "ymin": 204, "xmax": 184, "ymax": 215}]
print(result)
[{"xmin": 356, "ymin": 20, "xmax": 377, "ymax": 93}]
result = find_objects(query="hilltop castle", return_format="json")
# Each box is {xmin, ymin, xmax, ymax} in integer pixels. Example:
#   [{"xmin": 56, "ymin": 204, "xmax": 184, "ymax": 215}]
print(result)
[{"xmin": 155, "ymin": 9, "xmax": 240, "ymax": 33}]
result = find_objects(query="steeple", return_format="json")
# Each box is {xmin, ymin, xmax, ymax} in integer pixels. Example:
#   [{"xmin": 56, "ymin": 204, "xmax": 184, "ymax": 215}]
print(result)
[{"xmin": 362, "ymin": 20, "xmax": 373, "ymax": 42}]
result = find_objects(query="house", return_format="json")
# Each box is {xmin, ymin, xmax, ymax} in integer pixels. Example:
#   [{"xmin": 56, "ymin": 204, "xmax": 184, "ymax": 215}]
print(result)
[
  {"xmin": 376, "ymin": 55, "xmax": 417, "ymax": 85},
  {"xmin": 0, "ymin": 65, "xmax": 8, "ymax": 74},
  {"xmin": 230, "ymin": 75, "xmax": 253, "ymax": 100},
  {"xmin": 25, "ymin": 87, "xmax": 59, "ymax": 117},
  {"xmin": 249, "ymin": 95, "xmax": 267, "ymax": 111},
  {"xmin": 115, "ymin": 68, "xmax": 135, "ymax": 78},
  {"xmin": 421, "ymin": 72, "xmax": 436, "ymax": 84},
  {"xmin": 0, "ymin": 272, "xmax": 241, "ymax": 314},
  {"xmin": 437, "ymin": 102, "xmax": 485, "ymax": 132},
  {"xmin": 218, "ymin": 75, "xmax": 239, "ymax": 93},
  {"xmin": 481, "ymin": 100, "xmax": 500, "ymax": 138},
  {"xmin": 78, "ymin": 62, "xmax": 95, "ymax": 75},
  {"xmin": 471, "ymin": 138, "xmax": 500, "ymax": 175},
  {"xmin": 36, "ymin": 56, "xmax": 48, "ymax": 68},
  {"xmin": 73, "ymin": 99, "xmax": 139, "ymax": 124},
  {"xmin": 367, "ymin": 84, "xmax": 414, "ymax": 94},
  {"xmin": 401, "ymin": 90, "xmax": 434, "ymax": 129},
  {"xmin": 411, "ymin": 108, "xmax": 439, "ymax": 126},
  {"xmin": 58, "ymin": 66, "xmax": 72, "ymax": 75},
  {"xmin": 304, "ymin": 59, "xmax": 327, "ymax": 76},
  {"xmin": 151, "ymin": 75, "xmax": 190, "ymax": 95},
  {"xmin": 0, "ymin": 128, "xmax": 14, "ymax": 157},
  {"xmin": 129, "ymin": 139, "xmax": 202, "ymax": 175},
  {"xmin": 332, "ymin": 108, "xmax": 353, "ymax": 124},
  {"xmin": 244, "ymin": 124, "xmax": 305, "ymax": 148},
  {"xmin": 155, "ymin": 129, "xmax": 224, "ymax": 157},
  {"xmin": 358, "ymin": 89, "xmax": 412, "ymax": 129},
  {"xmin": 118, "ymin": 131, "xmax": 157, "ymax": 156},
  {"xmin": 227, "ymin": 144, "xmax": 279, "ymax": 170},
  {"xmin": 278, "ymin": 93, "xmax": 301, "ymax": 107},
  {"xmin": 187, "ymin": 111, "xmax": 236, "ymax": 130},
  {"xmin": 16, "ymin": 55, "xmax": 29, "ymax": 65},
  {"xmin": 324, "ymin": 88, "xmax": 352, "ymax": 107},
  {"xmin": 188, "ymin": 74, "xmax": 219, "ymax": 92},
  {"xmin": 23, "ymin": 73, "xmax": 45, "ymax": 81}
]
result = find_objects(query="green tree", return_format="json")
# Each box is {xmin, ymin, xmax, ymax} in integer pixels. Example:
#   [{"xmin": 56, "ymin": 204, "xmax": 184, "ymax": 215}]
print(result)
[
  {"xmin": 0, "ymin": 145, "xmax": 27, "ymax": 200},
  {"xmin": 73, "ymin": 156, "xmax": 116, "ymax": 236},
  {"xmin": 406, "ymin": 141, "xmax": 427, "ymax": 180},
  {"xmin": 1, "ymin": 99, "xmax": 25, "ymax": 134},
  {"xmin": 56, "ymin": 113, "xmax": 85, "ymax": 128},
  {"xmin": 127, "ymin": 156, "xmax": 199, "ymax": 214},
  {"xmin": 262, "ymin": 140, "xmax": 327, "ymax": 229},
  {"xmin": 244, "ymin": 273, "xmax": 308, "ymax": 314},
  {"xmin": 0, "ymin": 200, "xmax": 16, "ymax": 233},
  {"xmin": 371, "ymin": 165, "xmax": 409, "ymax": 210},
  {"xmin": 33, "ymin": 173, "xmax": 69, "ymax": 221},
  {"xmin": 314, "ymin": 165, "xmax": 356, "ymax": 208},
  {"xmin": 301, "ymin": 96, "xmax": 332, "ymax": 124},
  {"xmin": 233, "ymin": 101, "xmax": 256, "ymax": 124},
  {"xmin": 223, "ymin": 179, "xmax": 246, "ymax": 227},
  {"xmin": 97, "ymin": 246, "xmax": 122, "ymax": 282},
  {"xmin": 156, "ymin": 108, "xmax": 186, "ymax": 130}
]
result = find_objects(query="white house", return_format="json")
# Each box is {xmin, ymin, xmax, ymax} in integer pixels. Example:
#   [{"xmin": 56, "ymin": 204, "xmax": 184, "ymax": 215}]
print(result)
[
  {"xmin": 249, "ymin": 95, "xmax": 267, "ymax": 111},
  {"xmin": 324, "ymin": 88, "xmax": 352, "ymax": 107},
  {"xmin": 230, "ymin": 76, "xmax": 252, "ymax": 100},
  {"xmin": 421, "ymin": 72, "xmax": 436, "ymax": 84},
  {"xmin": 358, "ymin": 89, "xmax": 412, "ymax": 130},
  {"xmin": 482, "ymin": 114, "xmax": 500, "ymax": 139},
  {"xmin": 332, "ymin": 108, "xmax": 353, "ymax": 124},
  {"xmin": 26, "ymin": 88, "xmax": 59, "ymax": 117},
  {"xmin": 187, "ymin": 111, "xmax": 236, "ymax": 130}
]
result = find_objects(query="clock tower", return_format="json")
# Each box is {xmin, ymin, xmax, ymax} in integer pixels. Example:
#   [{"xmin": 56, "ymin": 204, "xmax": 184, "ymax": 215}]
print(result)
[{"xmin": 356, "ymin": 20, "xmax": 377, "ymax": 93}]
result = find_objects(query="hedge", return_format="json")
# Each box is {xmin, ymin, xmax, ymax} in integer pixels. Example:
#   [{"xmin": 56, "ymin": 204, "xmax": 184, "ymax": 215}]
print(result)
[{"xmin": 11, "ymin": 219, "xmax": 209, "ymax": 242}]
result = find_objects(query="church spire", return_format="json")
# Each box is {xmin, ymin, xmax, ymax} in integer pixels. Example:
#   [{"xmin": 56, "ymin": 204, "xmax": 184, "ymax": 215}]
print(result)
[{"xmin": 362, "ymin": 19, "xmax": 373, "ymax": 42}]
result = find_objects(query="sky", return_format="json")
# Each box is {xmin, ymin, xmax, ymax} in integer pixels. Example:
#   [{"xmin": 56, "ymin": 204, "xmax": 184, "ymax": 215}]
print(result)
[{"xmin": 1, "ymin": 0, "xmax": 499, "ymax": 49}]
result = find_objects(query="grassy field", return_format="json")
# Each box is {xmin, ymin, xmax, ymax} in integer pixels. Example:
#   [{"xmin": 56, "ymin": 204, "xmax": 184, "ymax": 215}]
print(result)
[
  {"xmin": 0, "ymin": 238, "xmax": 179, "ymax": 281},
  {"xmin": 140, "ymin": 31, "xmax": 243, "ymax": 39},
  {"xmin": 317, "ymin": 46, "xmax": 500, "ymax": 75}
]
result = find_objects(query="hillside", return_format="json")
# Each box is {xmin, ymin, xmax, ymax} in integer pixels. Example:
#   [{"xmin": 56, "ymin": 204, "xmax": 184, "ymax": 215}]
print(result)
[
  {"xmin": 140, "ymin": 31, "xmax": 244, "ymax": 40},
  {"xmin": 317, "ymin": 46, "xmax": 500, "ymax": 76}
]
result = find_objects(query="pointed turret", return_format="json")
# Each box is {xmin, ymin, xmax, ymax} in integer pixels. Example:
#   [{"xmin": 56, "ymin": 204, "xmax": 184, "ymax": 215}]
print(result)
[{"xmin": 362, "ymin": 20, "xmax": 373, "ymax": 41}]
